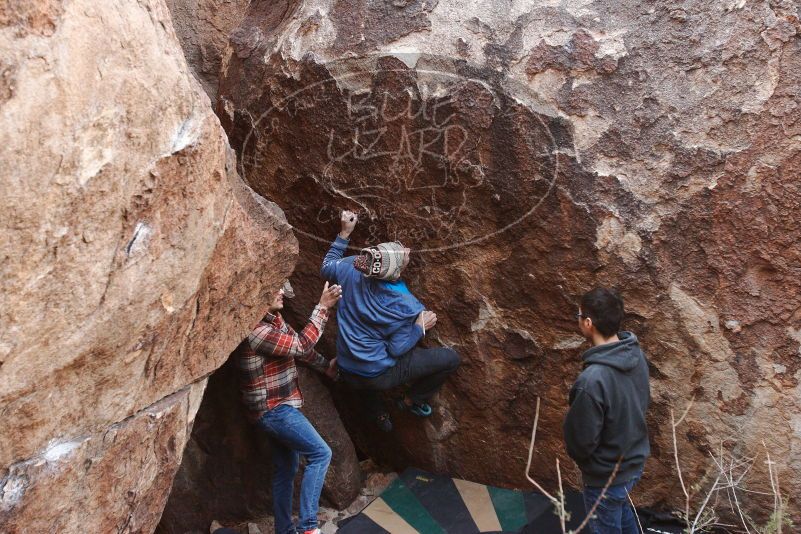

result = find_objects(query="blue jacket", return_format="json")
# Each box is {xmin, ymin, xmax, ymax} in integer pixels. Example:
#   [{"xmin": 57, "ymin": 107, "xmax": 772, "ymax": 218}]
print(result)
[{"xmin": 321, "ymin": 236, "xmax": 425, "ymax": 377}]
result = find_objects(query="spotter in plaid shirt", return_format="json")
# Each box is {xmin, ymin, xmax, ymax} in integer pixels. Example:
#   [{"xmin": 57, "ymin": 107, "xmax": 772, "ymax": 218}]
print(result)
[{"xmin": 237, "ymin": 305, "xmax": 331, "ymax": 421}]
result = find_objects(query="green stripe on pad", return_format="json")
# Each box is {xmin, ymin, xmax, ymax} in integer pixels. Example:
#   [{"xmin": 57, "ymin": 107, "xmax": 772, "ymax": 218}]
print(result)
[
  {"xmin": 488, "ymin": 485, "xmax": 529, "ymax": 532},
  {"xmin": 381, "ymin": 477, "xmax": 446, "ymax": 534}
]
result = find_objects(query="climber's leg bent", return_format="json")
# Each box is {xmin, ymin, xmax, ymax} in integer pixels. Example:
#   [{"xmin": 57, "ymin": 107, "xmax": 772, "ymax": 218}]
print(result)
[
  {"xmin": 401, "ymin": 346, "xmax": 461, "ymax": 404},
  {"xmin": 341, "ymin": 346, "xmax": 460, "ymax": 406}
]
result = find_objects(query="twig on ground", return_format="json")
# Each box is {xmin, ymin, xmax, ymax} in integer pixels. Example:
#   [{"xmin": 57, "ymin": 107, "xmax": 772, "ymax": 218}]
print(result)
[
  {"xmin": 762, "ymin": 441, "xmax": 783, "ymax": 534},
  {"xmin": 670, "ymin": 398, "xmax": 790, "ymax": 534}
]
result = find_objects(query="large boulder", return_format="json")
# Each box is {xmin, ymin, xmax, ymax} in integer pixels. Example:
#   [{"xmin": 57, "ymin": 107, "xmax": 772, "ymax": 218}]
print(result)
[
  {"xmin": 1, "ymin": 383, "xmax": 206, "ymax": 533},
  {"xmin": 0, "ymin": 0, "xmax": 296, "ymax": 531},
  {"xmin": 216, "ymin": 0, "xmax": 801, "ymax": 523}
]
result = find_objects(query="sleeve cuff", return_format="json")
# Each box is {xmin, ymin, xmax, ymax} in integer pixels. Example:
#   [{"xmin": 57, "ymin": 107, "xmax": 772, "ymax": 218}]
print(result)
[{"xmin": 334, "ymin": 235, "xmax": 350, "ymax": 248}]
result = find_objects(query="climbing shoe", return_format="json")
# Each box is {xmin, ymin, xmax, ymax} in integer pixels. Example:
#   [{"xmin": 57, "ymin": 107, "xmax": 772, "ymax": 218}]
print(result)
[
  {"xmin": 301, "ymin": 529, "xmax": 321, "ymax": 534},
  {"xmin": 408, "ymin": 402, "xmax": 433, "ymax": 417},
  {"xmin": 396, "ymin": 397, "xmax": 433, "ymax": 417}
]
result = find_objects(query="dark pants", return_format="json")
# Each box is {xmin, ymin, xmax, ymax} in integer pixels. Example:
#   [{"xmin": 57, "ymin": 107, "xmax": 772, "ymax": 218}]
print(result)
[
  {"xmin": 341, "ymin": 346, "xmax": 460, "ymax": 415},
  {"xmin": 582, "ymin": 470, "xmax": 642, "ymax": 534}
]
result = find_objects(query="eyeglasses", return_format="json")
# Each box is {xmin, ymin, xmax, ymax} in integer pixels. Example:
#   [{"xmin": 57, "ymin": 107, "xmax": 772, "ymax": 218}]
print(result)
[{"xmin": 575, "ymin": 311, "xmax": 586, "ymax": 319}]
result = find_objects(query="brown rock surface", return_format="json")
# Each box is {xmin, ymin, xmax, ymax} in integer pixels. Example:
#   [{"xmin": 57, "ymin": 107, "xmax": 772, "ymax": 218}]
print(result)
[
  {"xmin": 0, "ymin": 0, "xmax": 296, "ymax": 530},
  {"xmin": 1, "ymin": 382, "xmax": 206, "ymax": 533},
  {"xmin": 165, "ymin": 0, "xmax": 257, "ymax": 99},
  {"xmin": 216, "ymin": 0, "xmax": 801, "ymax": 523}
]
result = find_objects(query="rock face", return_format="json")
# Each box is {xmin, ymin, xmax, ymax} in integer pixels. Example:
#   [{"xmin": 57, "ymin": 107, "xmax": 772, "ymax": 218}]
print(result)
[
  {"xmin": 215, "ymin": 0, "xmax": 801, "ymax": 523},
  {"xmin": 0, "ymin": 0, "xmax": 296, "ymax": 531},
  {"xmin": 2, "ymin": 383, "xmax": 206, "ymax": 533},
  {"xmin": 165, "ymin": 0, "xmax": 254, "ymax": 99},
  {"xmin": 157, "ymin": 358, "xmax": 361, "ymax": 533}
]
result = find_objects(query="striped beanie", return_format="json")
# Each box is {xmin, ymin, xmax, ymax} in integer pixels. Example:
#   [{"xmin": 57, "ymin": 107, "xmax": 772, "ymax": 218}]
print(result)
[{"xmin": 353, "ymin": 242, "xmax": 409, "ymax": 281}]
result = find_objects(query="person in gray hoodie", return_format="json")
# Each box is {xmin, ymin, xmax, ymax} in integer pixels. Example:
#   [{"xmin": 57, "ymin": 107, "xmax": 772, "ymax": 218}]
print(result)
[{"xmin": 563, "ymin": 287, "xmax": 650, "ymax": 534}]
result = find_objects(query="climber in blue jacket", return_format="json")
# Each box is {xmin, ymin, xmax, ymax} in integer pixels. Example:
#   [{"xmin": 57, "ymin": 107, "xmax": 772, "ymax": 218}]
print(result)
[{"xmin": 321, "ymin": 210, "xmax": 461, "ymax": 432}]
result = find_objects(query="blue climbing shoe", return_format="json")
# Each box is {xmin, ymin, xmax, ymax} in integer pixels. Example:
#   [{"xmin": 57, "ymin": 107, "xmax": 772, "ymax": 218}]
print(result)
[
  {"xmin": 408, "ymin": 402, "xmax": 432, "ymax": 417},
  {"xmin": 396, "ymin": 397, "xmax": 433, "ymax": 417}
]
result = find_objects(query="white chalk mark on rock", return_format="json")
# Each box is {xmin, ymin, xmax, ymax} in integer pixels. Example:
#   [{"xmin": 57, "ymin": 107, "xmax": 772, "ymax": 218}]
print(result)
[
  {"xmin": 125, "ymin": 222, "xmax": 152, "ymax": 256},
  {"xmin": 171, "ymin": 114, "xmax": 201, "ymax": 153},
  {"xmin": 78, "ymin": 147, "xmax": 113, "ymax": 186},
  {"xmin": 43, "ymin": 439, "xmax": 84, "ymax": 463},
  {"xmin": 0, "ymin": 473, "xmax": 27, "ymax": 508}
]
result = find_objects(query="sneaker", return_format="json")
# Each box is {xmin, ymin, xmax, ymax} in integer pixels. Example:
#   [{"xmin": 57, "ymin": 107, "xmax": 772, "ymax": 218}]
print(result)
[
  {"xmin": 408, "ymin": 402, "xmax": 432, "ymax": 417},
  {"xmin": 395, "ymin": 397, "xmax": 432, "ymax": 417},
  {"xmin": 302, "ymin": 529, "xmax": 321, "ymax": 534},
  {"xmin": 376, "ymin": 412, "xmax": 393, "ymax": 432}
]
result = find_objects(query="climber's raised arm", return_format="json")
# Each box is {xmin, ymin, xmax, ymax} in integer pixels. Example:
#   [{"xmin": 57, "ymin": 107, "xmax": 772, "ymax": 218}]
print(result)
[{"xmin": 321, "ymin": 210, "xmax": 358, "ymax": 283}]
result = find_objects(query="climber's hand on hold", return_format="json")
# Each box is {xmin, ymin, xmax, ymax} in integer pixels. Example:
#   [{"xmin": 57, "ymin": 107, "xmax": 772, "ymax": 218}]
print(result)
[
  {"xmin": 424, "ymin": 311, "xmax": 438, "ymax": 330},
  {"xmin": 416, "ymin": 310, "xmax": 437, "ymax": 334},
  {"xmin": 340, "ymin": 210, "xmax": 358, "ymax": 239}
]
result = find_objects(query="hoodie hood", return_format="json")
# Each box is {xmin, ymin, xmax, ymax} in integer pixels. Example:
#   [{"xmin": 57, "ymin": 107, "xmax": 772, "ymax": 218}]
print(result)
[{"xmin": 582, "ymin": 331, "xmax": 643, "ymax": 372}]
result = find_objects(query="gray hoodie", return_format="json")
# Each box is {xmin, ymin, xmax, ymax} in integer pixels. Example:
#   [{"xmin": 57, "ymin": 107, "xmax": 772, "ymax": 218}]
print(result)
[{"xmin": 563, "ymin": 331, "xmax": 651, "ymax": 486}]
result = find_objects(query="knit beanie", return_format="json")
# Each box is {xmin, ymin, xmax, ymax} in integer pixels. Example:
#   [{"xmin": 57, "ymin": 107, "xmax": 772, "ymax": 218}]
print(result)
[{"xmin": 353, "ymin": 242, "xmax": 409, "ymax": 281}]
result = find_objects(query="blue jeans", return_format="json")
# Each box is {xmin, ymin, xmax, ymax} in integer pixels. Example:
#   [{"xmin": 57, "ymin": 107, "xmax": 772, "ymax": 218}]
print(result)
[
  {"xmin": 256, "ymin": 404, "xmax": 332, "ymax": 534},
  {"xmin": 582, "ymin": 471, "xmax": 642, "ymax": 534}
]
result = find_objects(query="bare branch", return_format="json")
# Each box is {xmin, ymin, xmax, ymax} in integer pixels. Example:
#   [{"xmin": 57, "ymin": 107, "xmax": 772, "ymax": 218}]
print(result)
[
  {"xmin": 710, "ymin": 449, "xmax": 753, "ymax": 534},
  {"xmin": 627, "ymin": 490, "xmax": 644, "ymax": 534},
  {"xmin": 675, "ymin": 395, "xmax": 695, "ymax": 427},
  {"xmin": 762, "ymin": 441, "xmax": 782, "ymax": 534},
  {"xmin": 690, "ymin": 471, "xmax": 723, "ymax": 533},
  {"xmin": 557, "ymin": 459, "xmax": 567, "ymax": 534},
  {"xmin": 524, "ymin": 396, "xmax": 558, "ymax": 503},
  {"xmin": 571, "ymin": 461, "xmax": 621, "ymax": 534},
  {"xmin": 671, "ymin": 407, "xmax": 691, "ymax": 524}
]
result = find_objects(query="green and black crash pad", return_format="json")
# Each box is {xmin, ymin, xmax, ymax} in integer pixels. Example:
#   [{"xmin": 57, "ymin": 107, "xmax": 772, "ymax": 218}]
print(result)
[{"xmin": 337, "ymin": 468, "xmax": 684, "ymax": 534}]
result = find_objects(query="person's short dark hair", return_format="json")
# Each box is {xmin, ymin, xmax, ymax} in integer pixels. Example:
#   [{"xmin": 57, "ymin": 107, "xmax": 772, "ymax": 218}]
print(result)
[{"xmin": 580, "ymin": 287, "xmax": 624, "ymax": 338}]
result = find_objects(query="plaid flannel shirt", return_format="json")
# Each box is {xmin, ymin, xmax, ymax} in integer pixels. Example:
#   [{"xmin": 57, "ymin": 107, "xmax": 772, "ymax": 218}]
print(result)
[{"xmin": 237, "ymin": 305, "xmax": 330, "ymax": 420}]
